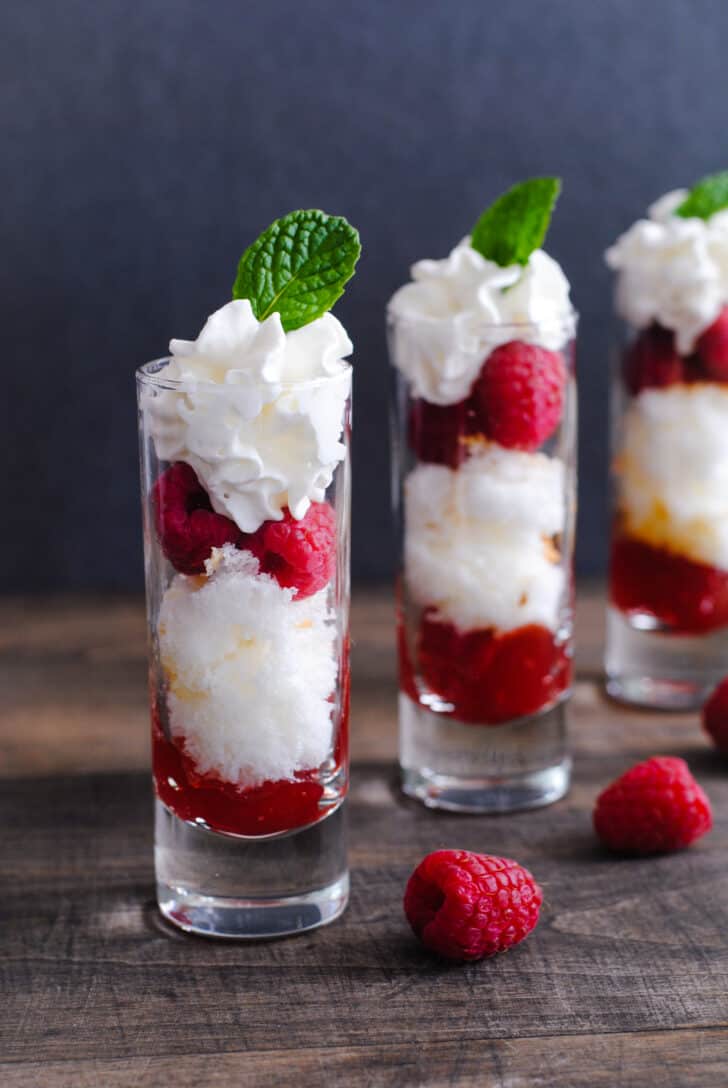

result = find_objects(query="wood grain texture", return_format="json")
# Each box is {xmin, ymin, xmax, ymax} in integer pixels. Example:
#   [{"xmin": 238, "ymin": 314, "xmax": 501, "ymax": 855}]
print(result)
[
  {"xmin": 4, "ymin": 1031, "xmax": 728, "ymax": 1088},
  {"xmin": 1, "ymin": 588, "xmax": 727, "ymax": 1087}
]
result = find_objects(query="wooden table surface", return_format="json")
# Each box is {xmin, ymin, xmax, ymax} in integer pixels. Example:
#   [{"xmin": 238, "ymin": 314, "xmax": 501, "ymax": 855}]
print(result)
[{"xmin": 2, "ymin": 589, "xmax": 728, "ymax": 1087}]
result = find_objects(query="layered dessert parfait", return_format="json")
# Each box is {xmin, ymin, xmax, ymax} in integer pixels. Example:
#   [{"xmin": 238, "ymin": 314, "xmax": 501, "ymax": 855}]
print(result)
[
  {"xmin": 390, "ymin": 178, "xmax": 577, "ymax": 759},
  {"xmin": 138, "ymin": 210, "xmax": 358, "ymax": 841},
  {"xmin": 607, "ymin": 174, "xmax": 728, "ymax": 646}
]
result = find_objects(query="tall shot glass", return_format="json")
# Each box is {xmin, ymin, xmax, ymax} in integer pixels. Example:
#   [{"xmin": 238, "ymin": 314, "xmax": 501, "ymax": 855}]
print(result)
[
  {"xmin": 606, "ymin": 321, "xmax": 728, "ymax": 708},
  {"xmin": 137, "ymin": 360, "xmax": 351, "ymax": 938},
  {"xmin": 390, "ymin": 317, "xmax": 577, "ymax": 812}
]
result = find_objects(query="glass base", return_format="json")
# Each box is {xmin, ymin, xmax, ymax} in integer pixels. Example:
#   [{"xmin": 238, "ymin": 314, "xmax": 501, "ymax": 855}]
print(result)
[
  {"xmin": 399, "ymin": 694, "xmax": 571, "ymax": 813},
  {"xmin": 605, "ymin": 606, "xmax": 728, "ymax": 710},
  {"xmin": 154, "ymin": 797, "xmax": 349, "ymax": 939}
]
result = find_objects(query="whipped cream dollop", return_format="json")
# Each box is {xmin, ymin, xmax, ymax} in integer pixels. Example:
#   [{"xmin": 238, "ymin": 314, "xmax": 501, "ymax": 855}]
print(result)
[
  {"xmin": 617, "ymin": 384, "xmax": 728, "ymax": 570},
  {"xmin": 404, "ymin": 446, "xmax": 568, "ymax": 632},
  {"xmin": 158, "ymin": 547, "xmax": 337, "ymax": 787},
  {"xmin": 389, "ymin": 238, "xmax": 574, "ymax": 405},
  {"xmin": 146, "ymin": 299, "xmax": 351, "ymax": 534},
  {"xmin": 606, "ymin": 190, "xmax": 728, "ymax": 353}
]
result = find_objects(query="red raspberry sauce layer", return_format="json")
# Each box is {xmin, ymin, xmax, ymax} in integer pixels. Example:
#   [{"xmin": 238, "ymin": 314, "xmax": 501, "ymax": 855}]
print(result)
[
  {"xmin": 399, "ymin": 612, "xmax": 571, "ymax": 725},
  {"xmin": 152, "ymin": 651, "xmax": 349, "ymax": 837},
  {"xmin": 610, "ymin": 533, "xmax": 728, "ymax": 635}
]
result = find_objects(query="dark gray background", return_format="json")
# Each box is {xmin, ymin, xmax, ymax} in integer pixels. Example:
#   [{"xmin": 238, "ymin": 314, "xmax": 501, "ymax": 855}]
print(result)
[{"xmin": 3, "ymin": 0, "xmax": 726, "ymax": 590}]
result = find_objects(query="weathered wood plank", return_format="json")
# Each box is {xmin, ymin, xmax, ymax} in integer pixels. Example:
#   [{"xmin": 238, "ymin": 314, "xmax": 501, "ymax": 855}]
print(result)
[
  {"xmin": 3, "ymin": 1029, "xmax": 728, "ymax": 1088},
  {"xmin": 1, "ymin": 758, "xmax": 727, "ymax": 1069},
  {"xmin": 1, "ymin": 588, "xmax": 725, "ymax": 1086}
]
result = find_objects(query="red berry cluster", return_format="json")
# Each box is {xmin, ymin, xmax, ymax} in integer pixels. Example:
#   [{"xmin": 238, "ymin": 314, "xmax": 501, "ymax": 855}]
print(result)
[
  {"xmin": 412, "ymin": 613, "xmax": 570, "ymax": 725},
  {"xmin": 623, "ymin": 306, "xmax": 728, "ymax": 395},
  {"xmin": 404, "ymin": 753, "xmax": 714, "ymax": 963},
  {"xmin": 410, "ymin": 340, "xmax": 568, "ymax": 465},
  {"xmin": 152, "ymin": 461, "xmax": 335, "ymax": 598},
  {"xmin": 609, "ymin": 534, "xmax": 728, "ymax": 635}
]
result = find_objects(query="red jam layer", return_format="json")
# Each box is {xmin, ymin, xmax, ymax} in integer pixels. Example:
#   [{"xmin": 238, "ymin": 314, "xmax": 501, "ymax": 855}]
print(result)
[
  {"xmin": 153, "ymin": 719, "xmax": 323, "ymax": 836},
  {"xmin": 610, "ymin": 533, "xmax": 728, "ymax": 635},
  {"xmin": 399, "ymin": 612, "xmax": 571, "ymax": 725},
  {"xmin": 152, "ymin": 654, "xmax": 349, "ymax": 837}
]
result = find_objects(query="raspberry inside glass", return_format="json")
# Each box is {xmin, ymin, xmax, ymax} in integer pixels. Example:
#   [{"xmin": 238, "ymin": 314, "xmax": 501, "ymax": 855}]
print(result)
[
  {"xmin": 152, "ymin": 462, "xmax": 242, "ymax": 575},
  {"xmin": 622, "ymin": 325, "xmax": 686, "ymax": 395},
  {"xmin": 471, "ymin": 340, "xmax": 567, "ymax": 451},
  {"xmin": 696, "ymin": 306, "xmax": 728, "ymax": 382},
  {"xmin": 247, "ymin": 502, "xmax": 337, "ymax": 599},
  {"xmin": 408, "ymin": 397, "xmax": 479, "ymax": 467},
  {"xmin": 610, "ymin": 532, "xmax": 728, "ymax": 634},
  {"xmin": 414, "ymin": 614, "xmax": 571, "ymax": 724}
]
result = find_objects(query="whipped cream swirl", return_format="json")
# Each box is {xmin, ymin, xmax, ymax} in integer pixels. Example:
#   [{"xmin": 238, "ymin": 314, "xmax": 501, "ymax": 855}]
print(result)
[
  {"xmin": 388, "ymin": 238, "xmax": 574, "ymax": 405},
  {"xmin": 606, "ymin": 190, "xmax": 728, "ymax": 353},
  {"xmin": 145, "ymin": 299, "xmax": 352, "ymax": 534}
]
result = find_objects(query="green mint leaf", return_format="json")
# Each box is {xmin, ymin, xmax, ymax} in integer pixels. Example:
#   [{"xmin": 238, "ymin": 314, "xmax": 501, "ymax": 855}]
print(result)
[
  {"xmin": 675, "ymin": 171, "xmax": 728, "ymax": 220},
  {"xmin": 470, "ymin": 177, "xmax": 562, "ymax": 267},
  {"xmin": 233, "ymin": 209, "xmax": 361, "ymax": 331}
]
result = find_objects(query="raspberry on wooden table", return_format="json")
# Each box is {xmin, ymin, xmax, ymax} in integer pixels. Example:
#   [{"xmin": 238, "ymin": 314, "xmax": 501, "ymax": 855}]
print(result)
[
  {"xmin": 593, "ymin": 756, "xmax": 712, "ymax": 855},
  {"xmin": 403, "ymin": 850, "xmax": 542, "ymax": 962},
  {"xmin": 472, "ymin": 341, "xmax": 566, "ymax": 451},
  {"xmin": 152, "ymin": 462, "xmax": 242, "ymax": 575},
  {"xmin": 703, "ymin": 677, "xmax": 728, "ymax": 754}
]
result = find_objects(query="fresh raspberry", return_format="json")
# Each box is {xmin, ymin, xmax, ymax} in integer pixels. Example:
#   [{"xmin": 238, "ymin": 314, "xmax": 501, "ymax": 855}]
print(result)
[
  {"xmin": 152, "ymin": 462, "xmax": 242, "ymax": 575},
  {"xmin": 408, "ymin": 397, "xmax": 479, "ymax": 468},
  {"xmin": 696, "ymin": 307, "xmax": 728, "ymax": 381},
  {"xmin": 593, "ymin": 756, "xmax": 712, "ymax": 855},
  {"xmin": 702, "ymin": 677, "xmax": 728, "ymax": 753},
  {"xmin": 622, "ymin": 326, "xmax": 685, "ymax": 395},
  {"xmin": 417, "ymin": 615, "xmax": 571, "ymax": 724},
  {"xmin": 249, "ymin": 502, "xmax": 336, "ymax": 599},
  {"xmin": 472, "ymin": 341, "xmax": 567, "ymax": 451},
  {"xmin": 404, "ymin": 850, "xmax": 542, "ymax": 962}
]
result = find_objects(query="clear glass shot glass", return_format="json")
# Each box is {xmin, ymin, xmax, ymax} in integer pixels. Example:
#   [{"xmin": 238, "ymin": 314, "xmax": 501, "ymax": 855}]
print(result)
[
  {"xmin": 606, "ymin": 322, "xmax": 728, "ymax": 708},
  {"xmin": 390, "ymin": 316, "xmax": 577, "ymax": 813},
  {"xmin": 137, "ymin": 360, "xmax": 351, "ymax": 938}
]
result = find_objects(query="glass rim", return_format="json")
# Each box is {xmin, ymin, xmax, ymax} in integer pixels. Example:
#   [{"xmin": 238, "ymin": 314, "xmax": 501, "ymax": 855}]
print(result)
[
  {"xmin": 386, "ymin": 307, "xmax": 579, "ymax": 334},
  {"xmin": 136, "ymin": 356, "xmax": 353, "ymax": 392}
]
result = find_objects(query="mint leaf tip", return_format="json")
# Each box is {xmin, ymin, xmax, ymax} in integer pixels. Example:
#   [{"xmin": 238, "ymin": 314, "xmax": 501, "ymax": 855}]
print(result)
[
  {"xmin": 470, "ymin": 177, "xmax": 561, "ymax": 268},
  {"xmin": 233, "ymin": 209, "xmax": 361, "ymax": 332},
  {"xmin": 675, "ymin": 171, "xmax": 728, "ymax": 220}
]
